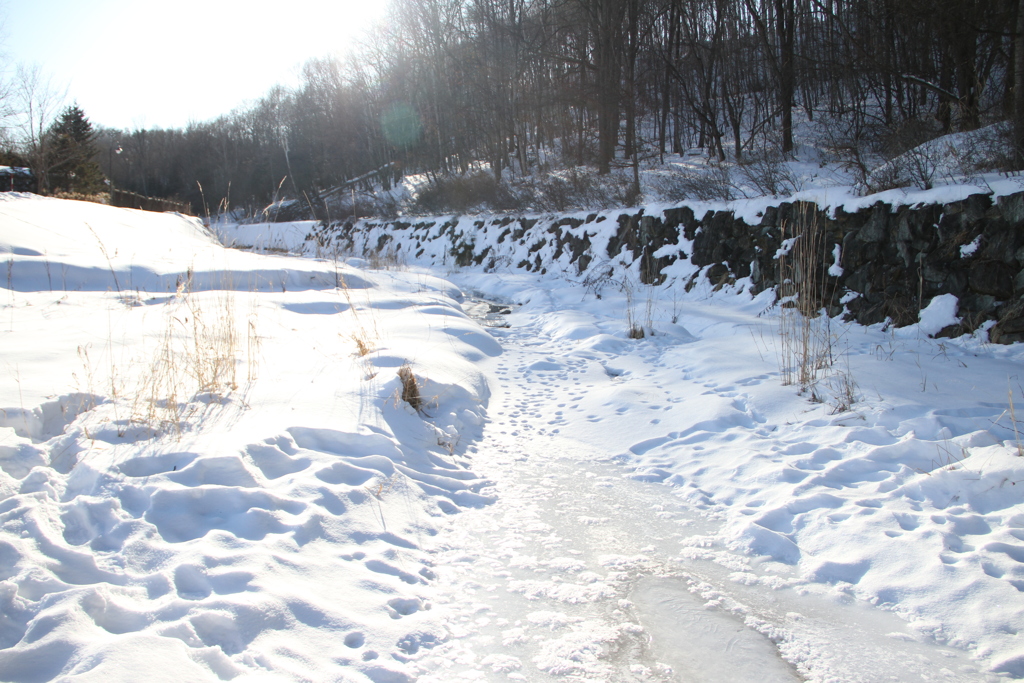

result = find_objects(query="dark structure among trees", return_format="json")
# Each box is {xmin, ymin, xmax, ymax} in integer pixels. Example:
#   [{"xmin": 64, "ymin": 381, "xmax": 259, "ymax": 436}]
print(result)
[
  {"xmin": 0, "ymin": 167, "xmax": 37, "ymax": 193},
  {"xmin": 86, "ymin": 0, "xmax": 1024, "ymax": 215}
]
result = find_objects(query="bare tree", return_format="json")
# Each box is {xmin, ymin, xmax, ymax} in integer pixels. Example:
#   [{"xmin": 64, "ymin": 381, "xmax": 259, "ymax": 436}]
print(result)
[
  {"xmin": 12, "ymin": 64, "xmax": 66, "ymax": 192},
  {"xmin": 85, "ymin": 0, "xmax": 1024, "ymax": 213}
]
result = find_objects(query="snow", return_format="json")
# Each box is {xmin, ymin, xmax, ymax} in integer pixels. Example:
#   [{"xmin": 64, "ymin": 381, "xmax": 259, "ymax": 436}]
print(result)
[
  {"xmin": 0, "ymin": 195, "xmax": 491, "ymax": 682},
  {"xmin": 962, "ymin": 236, "xmax": 983, "ymax": 258},
  {"xmin": 775, "ymin": 237, "xmax": 798, "ymax": 259},
  {"xmin": 3, "ymin": 194, "xmax": 1024, "ymax": 681},
  {"xmin": 828, "ymin": 244, "xmax": 843, "ymax": 277},
  {"xmin": 211, "ymin": 220, "xmax": 320, "ymax": 253},
  {"xmin": 917, "ymin": 294, "xmax": 960, "ymax": 337}
]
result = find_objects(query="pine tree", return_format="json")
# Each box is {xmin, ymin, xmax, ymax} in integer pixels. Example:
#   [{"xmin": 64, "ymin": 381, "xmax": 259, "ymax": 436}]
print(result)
[{"xmin": 47, "ymin": 104, "xmax": 106, "ymax": 194}]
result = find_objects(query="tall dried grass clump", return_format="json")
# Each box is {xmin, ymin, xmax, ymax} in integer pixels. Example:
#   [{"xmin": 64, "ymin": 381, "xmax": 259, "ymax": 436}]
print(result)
[
  {"xmin": 623, "ymin": 277, "xmax": 653, "ymax": 339},
  {"xmin": 73, "ymin": 270, "xmax": 260, "ymax": 437},
  {"xmin": 133, "ymin": 272, "xmax": 245, "ymax": 433},
  {"xmin": 776, "ymin": 213, "xmax": 829, "ymax": 388},
  {"xmin": 366, "ymin": 245, "xmax": 406, "ymax": 271},
  {"xmin": 336, "ymin": 266, "xmax": 379, "ymax": 363},
  {"xmin": 397, "ymin": 364, "xmax": 423, "ymax": 413},
  {"xmin": 774, "ymin": 209, "xmax": 856, "ymax": 410}
]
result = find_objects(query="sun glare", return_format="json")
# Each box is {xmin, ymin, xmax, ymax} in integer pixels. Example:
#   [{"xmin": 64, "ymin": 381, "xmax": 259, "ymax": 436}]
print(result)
[{"xmin": 7, "ymin": 0, "xmax": 391, "ymax": 130}]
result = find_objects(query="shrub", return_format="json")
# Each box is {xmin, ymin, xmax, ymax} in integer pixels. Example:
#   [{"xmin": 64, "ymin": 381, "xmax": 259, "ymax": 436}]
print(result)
[
  {"xmin": 413, "ymin": 172, "xmax": 527, "ymax": 213},
  {"xmin": 738, "ymin": 150, "xmax": 800, "ymax": 196},
  {"xmin": 815, "ymin": 115, "xmax": 888, "ymax": 190},
  {"xmin": 664, "ymin": 163, "xmax": 738, "ymax": 201},
  {"xmin": 50, "ymin": 191, "xmax": 112, "ymax": 205},
  {"xmin": 867, "ymin": 121, "xmax": 1012, "ymax": 192}
]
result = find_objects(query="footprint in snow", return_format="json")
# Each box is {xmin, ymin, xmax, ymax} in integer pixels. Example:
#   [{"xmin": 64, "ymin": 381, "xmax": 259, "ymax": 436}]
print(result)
[{"xmin": 386, "ymin": 597, "xmax": 423, "ymax": 619}]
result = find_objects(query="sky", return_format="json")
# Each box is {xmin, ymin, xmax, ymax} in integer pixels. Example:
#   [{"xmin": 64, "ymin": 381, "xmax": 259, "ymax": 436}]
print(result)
[{"xmin": 3, "ymin": 0, "xmax": 390, "ymax": 131}]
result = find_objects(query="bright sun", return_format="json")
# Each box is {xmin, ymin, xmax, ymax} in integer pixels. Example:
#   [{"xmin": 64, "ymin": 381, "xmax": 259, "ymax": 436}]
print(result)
[{"xmin": 6, "ymin": 0, "xmax": 392, "ymax": 130}]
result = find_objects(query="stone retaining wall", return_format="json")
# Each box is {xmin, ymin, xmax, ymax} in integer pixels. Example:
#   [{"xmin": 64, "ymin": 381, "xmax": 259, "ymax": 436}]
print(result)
[{"xmin": 312, "ymin": 190, "xmax": 1024, "ymax": 343}]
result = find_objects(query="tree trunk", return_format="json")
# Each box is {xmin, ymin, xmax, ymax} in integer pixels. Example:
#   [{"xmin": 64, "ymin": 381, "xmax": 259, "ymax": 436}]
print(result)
[
  {"xmin": 776, "ymin": 0, "xmax": 795, "ymax": 154},
  {"xmin": 1016, "ymin": 0, "xmax": 1024, "ymax": 167},
  {"xmin": 593, "ymin": 0, "xmax": 626, "ymax": 174}
]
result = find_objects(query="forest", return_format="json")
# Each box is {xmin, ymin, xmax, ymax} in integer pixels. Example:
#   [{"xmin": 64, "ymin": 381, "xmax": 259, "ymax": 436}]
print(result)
[{"xmin": 13, "ymin": 0, "xmax": 1024, "ymax": 217}]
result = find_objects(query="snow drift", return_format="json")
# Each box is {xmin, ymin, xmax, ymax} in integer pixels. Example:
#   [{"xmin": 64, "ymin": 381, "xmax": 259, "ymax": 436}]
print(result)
[{"xmin": 0, "ymin": 195, "xmax": 494, "ymax": 682}]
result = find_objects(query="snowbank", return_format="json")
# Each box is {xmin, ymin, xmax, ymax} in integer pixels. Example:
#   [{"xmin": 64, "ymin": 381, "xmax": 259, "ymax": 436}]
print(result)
[
  {"xmin": 211, "ymin": 220, "xmax": 320, "ymax": 253},
  {"xmin": 0, "ymin": 195, "xmax": 368, "ymax": 293},
  {"xmin": 0, "ymin": 195, "xmax": 495, "ymax": 682}
]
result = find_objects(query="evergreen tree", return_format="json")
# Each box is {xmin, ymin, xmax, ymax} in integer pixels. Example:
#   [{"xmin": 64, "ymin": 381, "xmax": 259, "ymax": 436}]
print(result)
[
  {"xmin": 0, "ymin": 149, "xmax": 30, "ymax": 169},
  {"xmin": 47, "ymin": 104, "xmax": 105, "ymax": 194}
]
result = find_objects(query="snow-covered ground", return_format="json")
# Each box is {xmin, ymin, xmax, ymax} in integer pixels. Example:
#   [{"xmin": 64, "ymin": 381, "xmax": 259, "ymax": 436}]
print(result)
[{"xmin": 2, "ymin": 194, "xmax": 1024, "ymax": 681}]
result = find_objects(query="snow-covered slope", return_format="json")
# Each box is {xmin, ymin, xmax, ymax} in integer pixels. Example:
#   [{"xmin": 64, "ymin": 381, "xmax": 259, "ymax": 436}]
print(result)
[{"xmin": 0, "ymin": 195, "xmax": 495, "ymax": 682}]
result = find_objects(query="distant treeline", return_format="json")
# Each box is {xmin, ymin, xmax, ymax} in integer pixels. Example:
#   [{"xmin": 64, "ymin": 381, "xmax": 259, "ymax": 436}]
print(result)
[{"xmin": 97, "ymin": 0, "xmax": 1022, "ymax": 215}]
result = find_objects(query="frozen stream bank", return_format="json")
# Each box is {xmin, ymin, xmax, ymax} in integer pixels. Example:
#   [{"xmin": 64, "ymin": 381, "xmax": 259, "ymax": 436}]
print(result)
[
  {"xmin": 414, "ymin": 284, "xmax": 991, "ymax": 682},
  {"xmin": 4, "ymin": 197, "xmax": 1021, "ymax": 682}
]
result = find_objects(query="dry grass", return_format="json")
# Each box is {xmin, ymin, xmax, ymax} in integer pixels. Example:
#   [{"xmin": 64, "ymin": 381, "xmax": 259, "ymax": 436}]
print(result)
[
  {"xmin": 822, "ymin": 354, "xmax": 858, "ymax": 414},
  {"xmin": 336, "ymin": 263, "xmax": 379, "ymax": 364},
  {"xmin": 366, "ymin": 245, "xmax": 406, "ymax": 271},
  {"xmin": 775, "ymin": 213, "xmax": 832, "ymax": 388},
  {"xmin": 351, "ymin": 331, "xmax": 374, "ymax": 357},
  {"xmin": 246, "ymin": 300, "xmax": 261, "ymax": 384},
  {"xmin": 623, "ymin": 277, "xmax": 653, "ymax": 339},
  {"xmin": 774, "ymin": 210, "xmax": 856, "ymax": 411},
  {"xmin": 75, "ymin": 270, "xmax": 259, "ymax": 438},
  {"xmin": 131, "ymin": 273, "xmax": 244, "ymax": 434},
  {"xmin": 1009, "ymin": 382, "xmax": 1023, "ymax": 457},
  {"xmin": 397, "ymin": 364, "xmax": 423, "ymax": 413}
]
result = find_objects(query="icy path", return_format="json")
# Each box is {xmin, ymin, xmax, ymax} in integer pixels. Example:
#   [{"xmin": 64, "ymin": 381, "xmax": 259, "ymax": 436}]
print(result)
[{"xmin": 414, "ymin": 291, "xmax": 994, "ymax": 682}]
